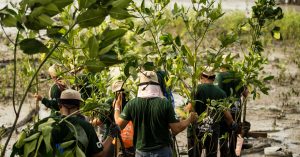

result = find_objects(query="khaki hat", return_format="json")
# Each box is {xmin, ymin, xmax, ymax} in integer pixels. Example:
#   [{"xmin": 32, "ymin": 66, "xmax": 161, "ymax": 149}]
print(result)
[
  {"xmin": 112, "ymin": 80, "xmax": 124, "ymax": 92},
  {"xmin": 60, "ymin": 89, "xmax": 83, "ymax": 101},
  {"xmin": 138, "ymin": 71, "xmax": 159, "ymax": 85}
]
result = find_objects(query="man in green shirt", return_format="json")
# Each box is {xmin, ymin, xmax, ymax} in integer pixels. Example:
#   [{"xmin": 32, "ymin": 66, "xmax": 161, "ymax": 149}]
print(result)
[
  {"xmin": 34, "ymin": 64, "xmax": 67, "ymax": 112},
  {"xmin": 215, "ymin": 65, "xmax": 248, "ymax": 157},
  {"xmin": 55, "ymin": 89, "xmax": 116, "ymax": 157},
  {"xmin": 114, "ymin": 71, "xmax": 198, "ymax": 157},
  {"xmin": 12, "ymin": 89, "xmax": 118, "ymax": 157},
  {"xmin": 186, "ymin": 68, "xmax": 236, "ymax": 157}
]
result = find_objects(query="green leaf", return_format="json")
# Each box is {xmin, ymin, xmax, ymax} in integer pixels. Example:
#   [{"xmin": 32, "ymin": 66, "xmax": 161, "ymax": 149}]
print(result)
[
  {"xmin": 99, "ymin": 28, "xmax": 127, "ymax": 48},
  {"xmin": 263, "ymin": 75, "xmax": 274, "ymax": 81},
  {"xmin": 181, "ymin": 45, "xmax": 193, "ymax": 65},
  {"xmin": 24, "ymin": 139, "xmax": 38, "ymax": 157},
  {"xmin": 38, "ymin": 14, "xmax": 54, "ymax": 26},
  {"xmin": 60, "ymin": 140, "xmax": 75, "ymax": 149},
  {"xmin": 19, "ymin": 38, "xmax": 49, "ymax": 54},
  {"xmin": 62, "ymin": 149, "xmax": 74, "ymax": 157},
  {"xmin": 44, "ymin": 3, "xmax": 60, "ymax": 16},
  {"xmin": 74, "ymin": 125, "xmax": 88, "ymax": 149},
  {"xmin": 52, "ymin": 0, "xmax": 73, "ymax": 10},
  {"xmin": 99, "ymin": 51, "xmax": 123, "ymax": 66},
  {"xmin": 142, "ymin": 41, "xmax": 154, "ymax": 47},
  {"xmin": 175, "ymin": 36, "xmax": 181, "ymax": 46},
  {"xmin": 24, "ymin": 15, "xmax": 46, "ymax": 30},
  {"xmin": 75, "ymin": 145, "xmax": 86, "ymax": 157},
  {"xmin": 34, "ymin": 136, "xmax": 44, "ymax": 157},
  {"xmin": 88, "ymin": 36, "xmax": 99, "ymax": 58},
  {"xmin": 141, "ymin": 0, "xmax": 145, "ymax": 13},
  {"xmin": 82, "ymin": 98, "xmax": 100, "ymax": 112},
  {"xmin": 24, "ymin": 132, "xmax": 41, "ymax": 142},
  {"xmin": 160, "ymin": 33, "xmax": 173, "ymax": 45},
  {"xmin": 15, "ymin": 131, "xmax": 27, "ymax": 148},
  {"xmin": 109, "ymin": 8, "xmax": 132, "ymax": 20},
  {"xmin": 143, "ymin": 62, "xmax": 155, "ymax": 71},
  {"xmin": 77, "ymin": 8, "xmax": 108, "ymax": 28},
  {"xmin": 41, "ymin": 126, "xmax": 53, "ymax": 153},
  {"xmin": 111, "ymin": 0, "xmax": 132, "ymax": 8},
  {"xmin": 124, "ymin": 59, "xmax": 137, "ymax": 77},
  {"xmin": 27, "ymin": 0, "xmax": 52, "ymax": 7},
  {"xmin": 98, "ymin": 44, "xmax": 114, "ymax": 56},
  {"xmin": 30, "ymin": 6, "xmax": 45, "ymax": 17},
  {"xmin": 78, "ymin": 0, "xmax": 96, "ymax": 10},
  {"xmin": 85, "ymin": 59, "xmax": 106, "ymax": 72},
  {"xmin": 47, "ymin": 26, "xmax": 68, "ymax": 44},
  {"xmin": 1, "ymin": 14, "xmax": 17, "ymax": 27}
]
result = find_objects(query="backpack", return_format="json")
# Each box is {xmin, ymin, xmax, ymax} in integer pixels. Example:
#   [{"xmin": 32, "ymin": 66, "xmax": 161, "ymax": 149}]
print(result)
[{"xmin": 156, "ymin": 71, "xmax": 175, "ymax": 107}]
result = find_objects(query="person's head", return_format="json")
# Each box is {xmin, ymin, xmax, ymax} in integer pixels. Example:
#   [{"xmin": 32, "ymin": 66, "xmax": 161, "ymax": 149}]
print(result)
[
  {"xmin": 200, "ymin": 66, "xmax": 216, "ymax": 84},
  {"xmin": 59, "ymin": 89, "xmax": 83, "ymax": 115},
  {"xmin": 48, "ymin": 64, "xmax": 58, "ymax": 80}
]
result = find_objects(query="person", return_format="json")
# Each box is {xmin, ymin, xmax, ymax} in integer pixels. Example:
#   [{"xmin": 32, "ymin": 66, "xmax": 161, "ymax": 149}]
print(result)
[
  {"xmin": 55, "ymin": 89, "xmax": 117, "ymax": 157},
  {"xmin": 95, "ymin": 80, "xmax": 135, "ymax": 157},
  {"xmin": 34, "ymin": 64, "xmax": 67, "ymax": 113},
  {"xmin": 12, "ymin": 89, "xmax": 117, "ymax": 157},
  {"xmin": 114, "ymin": 71, "xmax": 198, "ymax": 157},
  {"xmin": 215, "ymin": 64, "xmax": 249, "ymax": 157},
  {"xmin": 185, "ymin": 68, "xmax": 236, "ymax": 157}
]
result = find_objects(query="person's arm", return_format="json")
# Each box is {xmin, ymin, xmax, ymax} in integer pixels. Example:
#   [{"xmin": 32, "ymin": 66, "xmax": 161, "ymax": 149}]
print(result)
[
  {"xmin": 169, "ymin": 112, "xmax": 198, "ymax": 135},
  {"xmin": 93, "ymin": 136, "xmax": 114, "ymax": 157},
  {"xmin": 223, "ymin": 110, "xmax": 234, "ymax": 125},
  {"xmin": 113, "ymin": 93, "xmax": 129, "ymax": 129}
]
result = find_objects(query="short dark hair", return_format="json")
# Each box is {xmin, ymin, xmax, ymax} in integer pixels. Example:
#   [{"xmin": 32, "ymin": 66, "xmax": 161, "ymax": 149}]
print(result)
[{"xmin": 201, "ymin": 73, "xmax": 216, "ymax": 80}]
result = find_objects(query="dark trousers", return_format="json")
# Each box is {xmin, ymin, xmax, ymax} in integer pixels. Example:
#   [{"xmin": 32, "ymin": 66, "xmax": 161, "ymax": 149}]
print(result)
[
  {"xmin": 187, "ymin": 131, "xmax": 219, "ymax": 157},
  {"xmin": 219, "ymin": 131, "xmax": 237, "ymax": 157}
]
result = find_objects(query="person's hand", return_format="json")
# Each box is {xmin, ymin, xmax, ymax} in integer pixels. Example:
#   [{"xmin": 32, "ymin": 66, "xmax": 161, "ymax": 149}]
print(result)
[
  {"xmin": 113, "ymin": 92, "xmax": 123, "ymax": 110},
  {"xmin": 230, "ymin": 121, "xmax": 238, "ymax": 132},
  {"xmin": 90, "ymin": 118, "xmax": 102, "ymax": 126},
  {"xmin": 188, "ymin": 112, "xmax": 198, "ymax": 123},
  {"xmin": 242, "ymin": 86, "xmax": 249, "ymax": 97},
  {"xmin": 108, "ymin": 123, "xmax": 120, "ymax": 138},
  {"xmin": 34, "ymin": 93, "xmax": 43, "ymax": 101},
  {"xmin": 184, "ymin": 102, "xmax": 193, "ymax": 112}
]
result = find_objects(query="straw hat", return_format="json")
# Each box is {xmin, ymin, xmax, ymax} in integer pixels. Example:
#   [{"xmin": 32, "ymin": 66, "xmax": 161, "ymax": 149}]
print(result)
[
  {"xmin": 60, "ymin": 89, "xmax": 83, "ymax": 101},
  {"xmin": 138, "ymin": 71, "xmax": 159, "ymax": 85},
  {"xmin": 112, "ymin": 80, "xmax": 124, "ymax": 92}
]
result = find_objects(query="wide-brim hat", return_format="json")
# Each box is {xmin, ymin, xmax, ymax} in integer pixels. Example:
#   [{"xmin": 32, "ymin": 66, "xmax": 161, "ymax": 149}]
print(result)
[
  {"xmin": 60, "ymin": 89, "xmax": 83, "ymax": 101},
  {"xmin": 112, "ymin": 80, "xmax": 124, "ymax": 92},
  {"xmin": 138, "ymin": 71, "xmax": 159, "ymax": 86}
]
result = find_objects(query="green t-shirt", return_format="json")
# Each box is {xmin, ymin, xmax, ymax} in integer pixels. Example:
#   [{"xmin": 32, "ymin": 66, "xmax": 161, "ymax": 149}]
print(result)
[
  {"xmin": 215, "ymin": 71, "xmax": 243, "ymax": 98},
  {"xmin": 41, "ymin": 84, "xmax": 61, "ymax": 111},
  {"xmin": 53, "ymin": 115, "xmax": 103, "ymax": 156},
  {"xmin": 194, "ymin": 83, "xmax": 227, "ymax": 115},
  {"xmin": 120, "ymin": 97, "xmax": 179, "ymax": 151}
]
